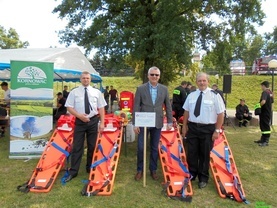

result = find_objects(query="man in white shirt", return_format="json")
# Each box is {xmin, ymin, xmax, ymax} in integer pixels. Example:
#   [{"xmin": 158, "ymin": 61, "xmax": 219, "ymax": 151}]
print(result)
[
  {"xmin": 182, "ymin": 72, "xmax": 225, "ymax": 189},
  {"xmin": 64, "ymin": 71, "xmax": 107, "ymax": 182},
  {"xmin": 1, "ymin": 82, "xmax": 10, "ymax": 106}
]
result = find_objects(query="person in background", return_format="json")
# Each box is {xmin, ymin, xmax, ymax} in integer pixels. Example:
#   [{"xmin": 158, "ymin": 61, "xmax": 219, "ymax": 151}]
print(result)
[
  {"xmin": 172, "ymin": 81, "xmax": 188, "ymax": 120},
  {"xmin": 64, "ymin": 71, "xmax": 106, "ymax": 182},
  {"xmin": 133, "ymin": 66, "xmax": 173, "ymax": 181},
  {"xmin": 235, "ymin": 98, "xmax": 252, "ymax": 127},
  {"xmin": 182, "ymin": 72, "xmax": 225, "ymax": 189},
  {"xmin": 103, "ymin": 86, "xmax": 110, "ymax": 113},
  {"xmin": 109, "ymin": 85, "xmax": 118, "ymax": 113},
  {"xmin": 211, "ymin": 83, "xmax": 225, "ymax": 105},
  {"xmin": 0, "ymin": 106, "xmax": 7, "ymax": 137},
  {"xmin": 53, "ymin": 92, "xmax": 67, "ymax": 123},
  {"xmin": 63, "ymin": 85, "xmax": 69, "ymax": 99},
  {"xmin": 185, "ymin": 81, "xmax": 192, "ymax": 95},
  {"xmin": 1, "ymin": 82, "xmax": 10, "ymax": 106},
  {"xmin": 254, "ymin": 81, "xmax": 273, "ymax": 147},
  {"xmin": 190, "ymin": 85, "xmax": 197, "ymax": 92}
]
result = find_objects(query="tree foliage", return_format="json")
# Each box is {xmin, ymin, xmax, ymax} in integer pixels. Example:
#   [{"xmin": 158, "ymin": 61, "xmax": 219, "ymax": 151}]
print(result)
[
  {"xmin": 53, "ymin": 0, "xmax": 265, "ymax": 84},
  {"xmin": 0, "ymin": 26, "xmax": 29, "ymax": 49},
  {"xmin": 264, "ymin": 26, "xmax": 277, "ymax": 55},
  {"xmin": 242, "ymin": 35, "xmax": 264, "ymax": 67}
]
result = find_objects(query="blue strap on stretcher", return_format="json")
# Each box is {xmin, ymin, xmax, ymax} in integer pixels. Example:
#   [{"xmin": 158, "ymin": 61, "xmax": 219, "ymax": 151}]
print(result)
[
  {"xmin": 224, "ymin": 146, "xmax": 232, "ymax": 173},
  {"xmin": 212, "ymin": 147, "xmax": 232, "ymax": 173},
  {"xmin": 211, "ymin": 147, "xmax": 249, "ymax": 204},
  {"xmin": 51, "ymin": 142, "xmax": 70, "ymax": 157},
  {"xmin": 233, "ymin": 175, "xmax": 250, "ymax": 204},
  {"xmin": 90, "ymin": 142, "xmax": 118, "ymax": 169},
  {"xmin": 161, "ymin": 144, "xmax": 191, "ymax": 176},
  {"xmin": 51, "ymin": 142, "xmax": 71, "ymax": 185},
  {"xmin": 161, "ymin": 144, "xmax": 191, "ymax": 200}
]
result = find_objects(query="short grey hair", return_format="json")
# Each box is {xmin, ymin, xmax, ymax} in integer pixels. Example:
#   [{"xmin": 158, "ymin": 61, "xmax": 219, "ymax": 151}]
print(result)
[
  {"xmin": 148, "ymin": 66, "xmax": 160, "ymax": 75},
  {"xmin": 196, "ymin": 72, "xmax": 209, "ymax": 81}
]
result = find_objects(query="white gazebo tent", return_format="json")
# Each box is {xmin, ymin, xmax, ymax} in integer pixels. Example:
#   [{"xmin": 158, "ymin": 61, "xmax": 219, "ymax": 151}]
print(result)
[{"xmin": 0, "ymin": 47, "xmax": 102, "ymax": 84}]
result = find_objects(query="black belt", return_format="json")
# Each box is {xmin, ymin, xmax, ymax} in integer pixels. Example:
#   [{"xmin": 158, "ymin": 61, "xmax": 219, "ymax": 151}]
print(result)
[
  {"xmin": 189, "ymin": 122, "xmax": 215, "ymax": 127},
  {"xmin": 76, "ymin": 114, "xmax": 99, "ymax": 123},
  {"xmin": 89, "ymin": 114, "xmax": 99, "ymax": 119}
]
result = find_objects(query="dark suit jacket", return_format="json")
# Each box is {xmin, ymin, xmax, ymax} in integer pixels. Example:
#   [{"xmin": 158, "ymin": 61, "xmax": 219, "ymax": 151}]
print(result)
[{"xmin": 132, "ymin": 82, "xmax": 172, "ymax": 128}]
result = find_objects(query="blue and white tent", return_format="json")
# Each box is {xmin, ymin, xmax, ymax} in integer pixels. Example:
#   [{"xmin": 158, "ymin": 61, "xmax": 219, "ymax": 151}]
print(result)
[{"xmin": 0, "ymin": 47, "xmax": 102, "ymax": 83}]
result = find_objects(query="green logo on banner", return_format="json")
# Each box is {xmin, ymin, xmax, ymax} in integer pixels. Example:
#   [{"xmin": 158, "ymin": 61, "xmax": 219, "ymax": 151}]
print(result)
[
  {"xmin": 17, "ymin": 66, "xmax": 47, "ymax": 85},
  {"xmin": 10, "ymin": 60, "xmax": 53, "ymax": 89}
]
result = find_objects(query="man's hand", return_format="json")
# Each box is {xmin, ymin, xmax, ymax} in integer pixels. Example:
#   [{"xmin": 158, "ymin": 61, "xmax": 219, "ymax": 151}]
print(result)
[
  {"xmin": 79, "ymin": 114, "xmax": 90, "ymax": 123},
  {"xmin": 98, "ymin": 122, "xmax": 105, "ymax": 133},
  {"xmin": 166, "ymin": 123, "xmax": 173, "ymax": 131},
  {"xmin": 133, "ymin": 127, "xmax": 140, "ymax": 134},
  {"xmin": 182, "ymin": 125, "xmax": 188, "ymax": 138},
  {"xmin": 212, "ymin": 132, "xmax": 220, "ymax": 141}
]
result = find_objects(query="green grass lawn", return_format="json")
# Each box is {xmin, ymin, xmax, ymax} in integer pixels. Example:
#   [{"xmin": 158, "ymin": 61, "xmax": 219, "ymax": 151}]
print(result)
[{"xmin": 0, "ymin": 125, "xmax": 276, "ymax": 208}]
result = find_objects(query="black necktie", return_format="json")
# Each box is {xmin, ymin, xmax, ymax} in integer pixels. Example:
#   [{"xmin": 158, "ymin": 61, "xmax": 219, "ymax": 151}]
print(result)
[
  {"xmin": 84, "ymin": 87, "xmax": 90, "ymax": 114},
  {"xmin": 194, "ymin": 91, "xmax": 202, "ymax": 117}
]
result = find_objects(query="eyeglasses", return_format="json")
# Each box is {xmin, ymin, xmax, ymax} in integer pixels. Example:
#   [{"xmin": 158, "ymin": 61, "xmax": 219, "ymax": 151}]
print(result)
[{"xmin": 149, "ymin": 74, "xmax": 160, "ymax": 77}]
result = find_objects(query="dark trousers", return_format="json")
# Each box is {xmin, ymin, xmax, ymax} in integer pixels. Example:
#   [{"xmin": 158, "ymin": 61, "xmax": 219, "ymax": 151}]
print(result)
[
  {"xmin": 186, "ymin": 122, "xmax": 215, "ymax": 183},
  {"xmin": 235, "ymin": 114, "xmax": 252, "ymax": 122},
  {"xmin": 69, "ymin": 116, "xmax": 99, "ymax": 176},
  {"xmin": 104, "ymin": 98, "xmax": 109, "ymax": 111},
  {"xmin": 259, "ymin": 113, "xmax": 271, "ymax": 142},
  {"xmin": 53, "ymin": 109, "xmax": 67, "ymax": 122},
  {"xmin": 137, "ymin": 127, "xmax": 161, "ymax": 172}
]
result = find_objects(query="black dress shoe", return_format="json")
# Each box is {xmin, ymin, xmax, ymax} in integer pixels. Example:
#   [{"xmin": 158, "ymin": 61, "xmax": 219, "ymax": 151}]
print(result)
[
  {"xmin": 254, "ymin": 140, "xmax": 262, "ymax": 143},
  {"xmin": 198, "ymin": 182, "xmax": 207, "ymax": 189},
  {"xmin": 259, "ymin": 142, "xmax": 268, "ymax": 147},
  {"xmin": 65, "ymin": 174, "xmax": 75, "ymax": 182}
]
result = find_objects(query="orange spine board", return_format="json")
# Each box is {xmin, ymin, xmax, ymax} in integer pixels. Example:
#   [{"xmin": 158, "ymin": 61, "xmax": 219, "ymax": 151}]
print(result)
[
  {"xmin": 210, "ymin": 132, "xmax": 246, "ymax": 202},
  {"xmin": 28, "ymin": 115, "xmax": 75, "ymax": 193},
  {"xmin": 159, "ymin": 127, "xmax": 193, "ymax": 198},
  {"xmin": 85, "ymin": 116, "xmax": 123, "ymax": 196}
]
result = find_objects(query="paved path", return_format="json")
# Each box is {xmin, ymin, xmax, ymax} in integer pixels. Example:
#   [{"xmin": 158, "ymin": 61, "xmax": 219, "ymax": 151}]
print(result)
[{"xmin": 225, "ymin": 109, "xmax": 277, "ymax": 125}]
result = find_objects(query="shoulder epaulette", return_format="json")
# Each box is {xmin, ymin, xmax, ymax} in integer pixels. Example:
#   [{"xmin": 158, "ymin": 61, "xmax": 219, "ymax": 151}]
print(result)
[{"xmin": 211, "ymin": 90, "xmax": 218, "ymax": 95}]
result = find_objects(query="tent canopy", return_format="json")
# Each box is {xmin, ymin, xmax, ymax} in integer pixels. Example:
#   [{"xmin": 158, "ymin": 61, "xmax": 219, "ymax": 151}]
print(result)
[{"xmin": 0, "ymin": 47, "xmax": 102, "ymax": 83}]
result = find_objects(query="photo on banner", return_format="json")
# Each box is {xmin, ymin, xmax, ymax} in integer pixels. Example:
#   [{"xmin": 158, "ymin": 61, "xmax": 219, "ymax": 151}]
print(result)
[{"xmin": 9, "ymin": 60, "xmax": 54, "ymax": 159}]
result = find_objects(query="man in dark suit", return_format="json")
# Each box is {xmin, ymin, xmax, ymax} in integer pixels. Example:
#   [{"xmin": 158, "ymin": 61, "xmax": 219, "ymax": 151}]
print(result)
[{"xmin": 132, "ymin": 66, "xmax": 173, "ymax": 181}]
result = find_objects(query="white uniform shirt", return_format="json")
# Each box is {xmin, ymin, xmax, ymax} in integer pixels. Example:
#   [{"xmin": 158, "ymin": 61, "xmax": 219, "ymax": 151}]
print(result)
[
  {"xmin": 183, "ymin": 87, "xmax": 225, "ymax": 124},
  {"xmin": 65, "ymin": 85, "xmax": 107, "ymax": 118}
]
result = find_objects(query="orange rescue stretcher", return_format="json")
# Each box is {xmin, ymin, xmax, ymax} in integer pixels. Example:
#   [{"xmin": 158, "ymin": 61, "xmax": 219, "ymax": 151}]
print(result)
[
  {"xmin": 159, "ymin": 121, "xmax": 193, "ymax": 202},
  {"xmin": 81, "ymin": 116, "xmax": 123, "ymax": 196},
  {"xmin": 17, "ymin": 115, "xmax": 75, "ymax": 193},
  {"xmin": 210, "ymin": 131, "xmax": 249, "ymax": 204}
]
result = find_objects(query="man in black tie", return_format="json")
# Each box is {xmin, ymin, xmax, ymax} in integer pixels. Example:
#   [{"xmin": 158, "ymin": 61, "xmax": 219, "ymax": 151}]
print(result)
[
  {"xmin": 182, "ymin": 72, "xmax": 225, "ymax": 189},
  {"xmin": 64, "ymin": 71, "xmax": 107, "ymax": 182}
]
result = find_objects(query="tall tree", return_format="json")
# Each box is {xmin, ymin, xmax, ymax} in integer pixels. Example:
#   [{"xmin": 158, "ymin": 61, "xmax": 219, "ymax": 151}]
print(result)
[
  {"xmin": 0, "ymin": 26, "xmax": 29, "ymax": 49},
  {"xmin": 242, "ymin": 35, "xmax": 264, "ymax": 68},
  {"xmin": 264, "ymin": 26, "xmax": 277, "ymax": 55},
  {"xmin": 53, "ymin": 0, "xmax": 265, "ymax": 84}
]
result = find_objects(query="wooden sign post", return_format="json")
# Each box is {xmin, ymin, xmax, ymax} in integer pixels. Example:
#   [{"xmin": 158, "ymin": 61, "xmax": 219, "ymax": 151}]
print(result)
[{"xmin": 134, "ymin": 112, "xmax": 156, "ymax": 187}]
